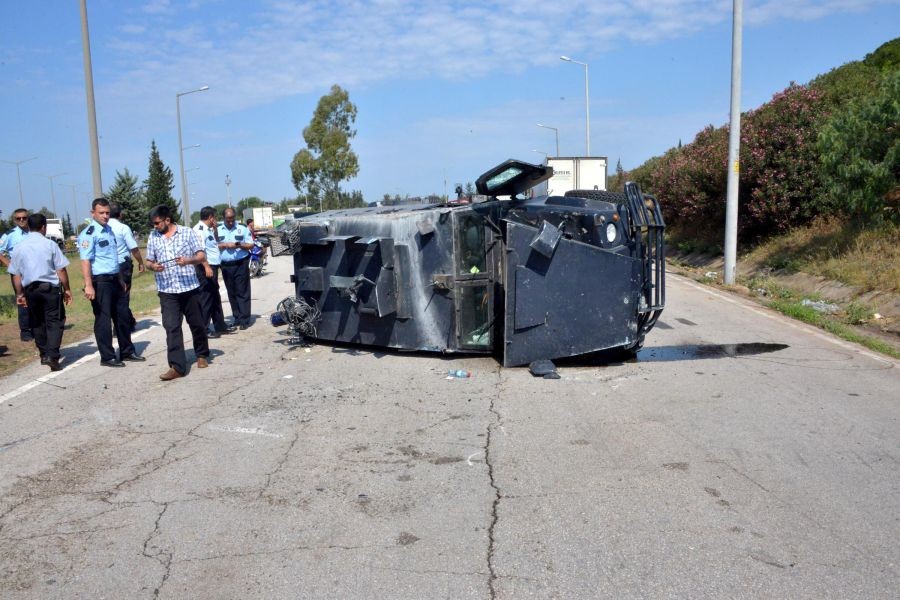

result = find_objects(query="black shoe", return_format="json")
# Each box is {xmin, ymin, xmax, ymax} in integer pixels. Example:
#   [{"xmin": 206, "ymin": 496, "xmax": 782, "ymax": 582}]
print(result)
[
  {"xmin": 121, "ymin": 354, "xmax": 146, "ymax": 362},
  {"xmin": 239, "ymin": 323, "xmax": 249, "ymax": 330},
  {"xmin": 100, "ymin": 359, "xmax": 125, "ymax": 368},
  {"xmin": 48, "ymin": 359, "xmax": 62, "ymax": 372},
  {"xmin": 20, "ymin": 333, "xmax": 34, "ymax": 342},
  {"xmin": 207, "ymin": 331, "xmax": 221, "ymax": 339},
  {"xmin": 217, "ymin": 327, "xmax": 238, "ymax": 335},
  {"xmin": 40, "ymin": 356, "xmax": 50, "ymax": 365}
]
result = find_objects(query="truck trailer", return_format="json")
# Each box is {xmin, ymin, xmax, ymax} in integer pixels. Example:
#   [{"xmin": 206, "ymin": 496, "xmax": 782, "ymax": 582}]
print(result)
[{"xmin": 545, "ymin": 157, "xmax": 608, "ymax": 196}]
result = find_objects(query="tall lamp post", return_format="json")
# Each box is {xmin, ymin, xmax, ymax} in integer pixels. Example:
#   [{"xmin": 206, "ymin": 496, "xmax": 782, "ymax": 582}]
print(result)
[
  {"xmin": 36, "ymin": 172, "xmax": 67, "ymax": 215},
  {"xmin": 80, "ymin": 0, "xmax": 103, "ymax": 197},
  {"xmin": 225, "ymin": 174, "xmax": 232, "ymax": 207},
  {"xmin": 560, "ymin": 55, "xmax": 590, "ymax": 156},
  {"xmin": 176, "ymin": 85, "xmax": 209, "ymax": 225},
  {"xmin": 59, "ymin": 183, "xmax": 79, "ymax": 230},
  {"xmin": 536, "ymin": 124, "xmax": 559, "ymax": 156},
  {"xmin": 2, "ymin": 156, "xmax": 39, "ymax": 205}
]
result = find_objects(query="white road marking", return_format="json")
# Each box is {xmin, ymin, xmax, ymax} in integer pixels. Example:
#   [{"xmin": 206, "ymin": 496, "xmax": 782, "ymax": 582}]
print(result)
[
  {"xmin": 466, "ymin": 452, "xmax": 482, "ymax": 466},
  {"xmin": 1, "ymin": 327, "xmax": 155, "ymax": 407}
]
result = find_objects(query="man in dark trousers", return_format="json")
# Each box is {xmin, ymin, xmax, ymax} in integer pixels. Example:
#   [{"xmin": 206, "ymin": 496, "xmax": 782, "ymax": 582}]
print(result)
[
  {"xmin": 9, "ymin": 213, "xmax": 73, "ymax": 371},
  {"xmin": 108, "ymin": 202, "xmax": 145, "ymax": 331},
  {"xmin": 217, "ymin": 207, "xmax": 254, "ymax": 329},
  {"xmin": 0, "ymin": 208, "xmax": 34, "ymax": 341},
  {"xmin": 78, "ymin": 197, "xmax": 144, "ymax": 367},
  {"xmin": 193, "ymin": 206, "xmax": 234, "ymax": 337},
  {"xmin": 145, "ymin": 204, "xmax": 210, "ymax": 381}
]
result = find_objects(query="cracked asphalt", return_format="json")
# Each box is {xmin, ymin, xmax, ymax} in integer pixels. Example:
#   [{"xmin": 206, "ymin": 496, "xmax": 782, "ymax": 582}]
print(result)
[{"xmin": 1, "ymin": 255, "xmax": 898, "ymax": 599}]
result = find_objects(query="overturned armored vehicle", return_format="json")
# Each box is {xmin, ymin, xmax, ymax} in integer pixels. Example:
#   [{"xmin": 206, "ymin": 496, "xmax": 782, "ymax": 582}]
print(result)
[{"xmin": 273, "ymin": 160, "xmax": 665, "ymax": 367}]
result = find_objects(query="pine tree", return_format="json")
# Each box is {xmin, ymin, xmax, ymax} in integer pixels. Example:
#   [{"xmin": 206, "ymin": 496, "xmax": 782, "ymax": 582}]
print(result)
[
  {"xmin": 107, "ymin": 168, "xmax": 146, "ymax": 235},
  {"xmin": 143, "ymin": 140, "xmax": 181, "ymax": 223},
  {"xmin": 62, "ymin": 213, "xmax": 74, "ymax": 238}
]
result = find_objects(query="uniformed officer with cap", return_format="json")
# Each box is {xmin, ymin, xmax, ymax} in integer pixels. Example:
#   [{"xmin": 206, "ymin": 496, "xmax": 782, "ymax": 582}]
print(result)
[
  {"xmin": 108, "ymin": 202, "xmax": 145, "ymax": 331},
  {"xmin": 0, "ymin": 208, "xmax": 34, "ymax": 341},
  {"xmin": 78, "ymin": 197, "xmax": 144, "ymax": 367},
  {"xmin": 9, "ymin": 213, "xmax": 73, "ymax": 371},
  {"xmin": 217, "ymin": 207, "xmax": 254, "ymax": 329}
]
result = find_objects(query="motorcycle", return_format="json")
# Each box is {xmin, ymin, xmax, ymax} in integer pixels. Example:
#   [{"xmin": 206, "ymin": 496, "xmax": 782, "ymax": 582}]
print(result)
[{"xmin": 249, "ymin": 235, "xmax": 270, "ymax": 277}]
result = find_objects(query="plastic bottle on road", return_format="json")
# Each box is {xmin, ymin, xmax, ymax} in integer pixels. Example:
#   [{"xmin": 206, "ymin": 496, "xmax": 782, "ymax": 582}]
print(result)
[{"xmin": 447, "ymin": 369, "xmax": 471, "ymax": 378}]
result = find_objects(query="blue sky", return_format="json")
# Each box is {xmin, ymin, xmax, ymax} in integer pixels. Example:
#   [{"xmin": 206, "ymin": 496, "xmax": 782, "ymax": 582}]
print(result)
[{"xmin": 1, "ymin": 0, "xmax": 898, "ymax": 221}]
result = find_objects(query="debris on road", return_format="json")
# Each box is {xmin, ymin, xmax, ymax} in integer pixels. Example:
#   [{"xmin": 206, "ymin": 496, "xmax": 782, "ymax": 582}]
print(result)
[{"xmin": 528, "ymin": 359, "xmax": 560, "ymax": 379}]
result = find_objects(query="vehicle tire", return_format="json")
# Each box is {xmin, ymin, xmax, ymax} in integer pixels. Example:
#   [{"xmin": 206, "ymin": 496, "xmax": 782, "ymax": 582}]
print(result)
[
  {"xmin": 564, "ymin": 189, "xmax": 628, "ymax": 203},
  {"xmin": 249, "ymin": 262, "xmax": 260, "ymax": 277}
]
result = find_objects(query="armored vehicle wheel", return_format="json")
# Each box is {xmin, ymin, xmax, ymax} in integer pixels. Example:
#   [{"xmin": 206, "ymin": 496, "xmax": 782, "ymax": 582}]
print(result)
[{"xmin": 564, "ymin": 189, "xmax": 628, "ymax": 203}]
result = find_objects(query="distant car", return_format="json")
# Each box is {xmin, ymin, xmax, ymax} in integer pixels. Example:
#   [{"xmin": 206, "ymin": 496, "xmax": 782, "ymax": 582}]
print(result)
[
  {"xmin": 45, "ymin": 218, "xmax": 65, "ymax": 249},
  {"xmin": 273, "ymin": 159, "xmax": 665, "ymax": 366}
]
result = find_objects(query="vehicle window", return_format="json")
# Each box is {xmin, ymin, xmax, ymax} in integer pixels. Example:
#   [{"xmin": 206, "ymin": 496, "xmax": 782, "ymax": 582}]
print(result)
[
  {"xmin": 458, "ymin": 284, "xmax": 491, "ymax": 348},
  {"xmin": 456, "ymin": 214, "xmax": 486, "ymax": 275},
  {"xmin": 484, "ymin": 167, "xmax": 523, "ymax": 192}
]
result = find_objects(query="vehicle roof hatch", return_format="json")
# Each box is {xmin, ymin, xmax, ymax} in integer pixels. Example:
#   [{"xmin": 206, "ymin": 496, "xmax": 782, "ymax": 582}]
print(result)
[{"xmin": 475, "ymin": 159, "xmax": 553, "ymax": 197}]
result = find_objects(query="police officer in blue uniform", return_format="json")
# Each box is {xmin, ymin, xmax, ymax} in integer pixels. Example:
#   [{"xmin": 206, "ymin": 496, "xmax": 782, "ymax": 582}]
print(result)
[
  {"xmin": 0, "ymin": 208, "xmax": 34, "ymax": 341},
  {"xmin": 9, "ymin": 213, "xmax": 73, "ymax": 371},
  {"xmin": 78, "ymin": 198, "xmax": 144, "ymax": 367},
  {"xmin": 217, "ymin": 207, "xmax": 254, "ymax": 329},
  {"xmin": 108, "ymin": 202, "xmax": 145, "ymax": 331},
  {"xmin": 193, "ymin": 206, "xmax": 233, "ymax": 337}
]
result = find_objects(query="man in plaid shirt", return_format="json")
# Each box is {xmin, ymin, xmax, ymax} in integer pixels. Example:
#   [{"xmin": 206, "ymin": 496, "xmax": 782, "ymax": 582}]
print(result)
[{"xmin": 145, "ymin": 205, "xmax": 211, "ymax": 380}]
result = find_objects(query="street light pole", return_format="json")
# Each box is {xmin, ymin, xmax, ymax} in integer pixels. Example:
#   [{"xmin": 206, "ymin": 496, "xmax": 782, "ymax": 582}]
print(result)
[
  {"xmin": 2, "ymin": 157, "xmax": 38, "ymax": 206},
  {"xmin": 59, "ymin": 183, "xmax": 79, "ymax": 229},
  {"xmin": 36, "ymin": 172, "xmax": 67, "ymax": 215},
  {"xmin": 536, "ymin": 124, "xmax": 560, "ymax": 156},
  {"xmin": 225, "ymin": 174, "xmax": 232, "ymax": 207},
  {"xmin": 560, "ymin": 56, "xmax": 590, "ymax": 156},
  {"xmin": 79, "ymin": 0, "xmax": 103, "ymax": 197},
  {"xmin": 724, "ymin": 0, "xmax": 743, "ymax": 285},
  {"xmin": 176, "ymin": 85, "xmax": 209, "ymax": 225}
]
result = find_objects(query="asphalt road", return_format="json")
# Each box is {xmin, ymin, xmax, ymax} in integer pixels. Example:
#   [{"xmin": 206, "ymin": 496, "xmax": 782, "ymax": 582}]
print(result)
[{"xmin": 1, "ymin": 254, "xmax": 897, "ymax": 599}]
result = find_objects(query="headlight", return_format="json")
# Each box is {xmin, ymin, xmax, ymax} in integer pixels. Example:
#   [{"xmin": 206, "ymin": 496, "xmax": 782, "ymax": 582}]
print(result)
[{"xmin": 605, "ymin": 223, "xmax": 617, "ymax": 243}]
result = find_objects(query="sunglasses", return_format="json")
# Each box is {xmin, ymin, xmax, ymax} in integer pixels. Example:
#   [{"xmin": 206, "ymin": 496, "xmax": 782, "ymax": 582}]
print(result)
[{"xmin": 14, "ymin": 216, "xmax": 27, "ymax": 221}]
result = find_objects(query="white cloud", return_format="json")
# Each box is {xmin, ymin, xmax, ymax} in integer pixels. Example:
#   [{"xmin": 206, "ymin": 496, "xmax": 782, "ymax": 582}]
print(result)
[{"xmin": 101, "ymin": 0, "xmax": 890, "ymax": 122}]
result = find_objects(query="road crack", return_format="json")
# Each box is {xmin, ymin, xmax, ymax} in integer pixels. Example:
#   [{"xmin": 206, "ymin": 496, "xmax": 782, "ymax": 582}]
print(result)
[
  {"xmin": 485, "ymin": 366, "xmax": 503, "ymax": 599},
  {"xmin": 141, "ymin": 501, "xmax": 172, "ymax": 600}
]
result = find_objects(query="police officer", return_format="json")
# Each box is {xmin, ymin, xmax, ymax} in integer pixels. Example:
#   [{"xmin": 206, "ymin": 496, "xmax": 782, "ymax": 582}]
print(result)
[
  {"xmin": 8, "ymin": 213, "xmax": 73, "ymax": 371},
  {"xmin": 217, "ymin": 207, "xmax": 254, "ymax": 329},
  {"xmin": 0, "ymin": 208, "xmax": 33, "ymax": 341},
  {"xmin": 108, "ymin": 202, "xmax": 145, "ymax": 331},
  {"xmin": 193, "ymin": 206, "xmax": 233, "ymax": 337},
  {"xmin": 79, "ymin": 198, "xmax": 144, "ymax": 367}
]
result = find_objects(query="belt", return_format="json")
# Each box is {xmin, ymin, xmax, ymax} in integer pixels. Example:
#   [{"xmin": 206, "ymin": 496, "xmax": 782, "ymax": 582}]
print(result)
[
  {"xmin": 25, "ymin": 281, "xmax": 59, "ymax": 292},
  {"xmin": 220, "ymin": 257, "xmax": 248, "ymax": 266},
  {"xmin": 92, "ymin": 274, "xmax": 118, "ymax": 281}
]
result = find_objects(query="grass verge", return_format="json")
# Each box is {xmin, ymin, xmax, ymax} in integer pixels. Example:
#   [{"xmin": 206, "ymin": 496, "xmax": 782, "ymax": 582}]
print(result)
[
  {"xmin": 767, "ymin": 297, "xmax": 900, "ymax": 359},
  {"xmin": 0, "ymin": 258, "xmax": 160, "ymax": 377}
]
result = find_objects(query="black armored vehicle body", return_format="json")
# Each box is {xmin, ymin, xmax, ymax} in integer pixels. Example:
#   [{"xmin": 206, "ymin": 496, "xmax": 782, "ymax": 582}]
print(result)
[{"xmin": 273, "ymin": 159, "xmax": 665, "ymax": 367}]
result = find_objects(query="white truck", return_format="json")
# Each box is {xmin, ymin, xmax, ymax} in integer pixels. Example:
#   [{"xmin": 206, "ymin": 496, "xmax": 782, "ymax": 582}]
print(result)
[
  {"xmin": 544, "ymin": 157, "xmax": 608, "ymax": 196},
  {"xmin": 242, "ymin": 206, "xmax": 274, "ymax": 229},
  {"xmin": 45, "ymin": 218, "xmax": 64, "ymax": 249}
]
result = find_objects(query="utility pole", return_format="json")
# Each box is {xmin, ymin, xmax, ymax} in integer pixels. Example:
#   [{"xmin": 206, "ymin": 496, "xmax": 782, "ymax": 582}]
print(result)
[
  {"xmin": 2, "ymin": 157, "xmax": 39, "ymax": 206},
  {"xmin": 79, "ymin": 0, "xmax": 103, "ymax": 197},
  {"xmin": 37, "ymin": 172, "xmax": 67, "ymax": 216},
  {"xmin": 724, "ymin": 0, "xmax": 743, "ymax": 285}
]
